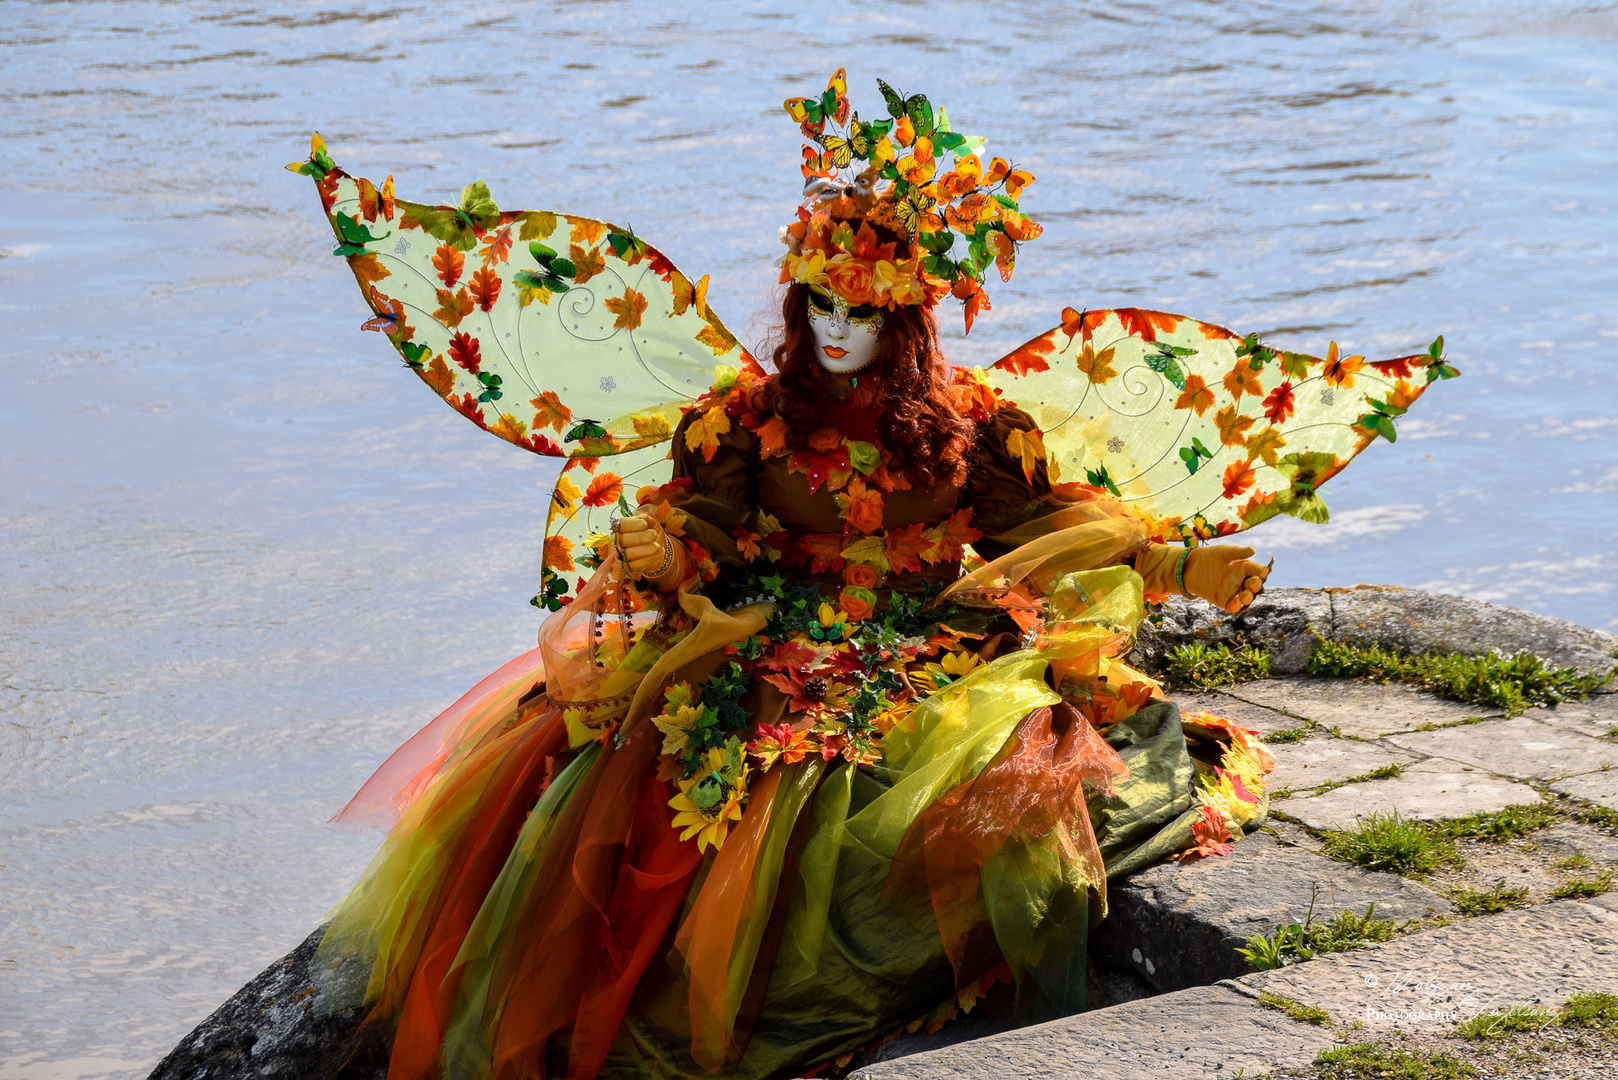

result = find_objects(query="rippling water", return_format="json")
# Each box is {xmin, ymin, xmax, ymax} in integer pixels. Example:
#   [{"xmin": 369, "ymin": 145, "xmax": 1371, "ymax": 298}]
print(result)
[{"xmin": 2, "ymin": 1, "xmax": 1614, "ymax": 1074}]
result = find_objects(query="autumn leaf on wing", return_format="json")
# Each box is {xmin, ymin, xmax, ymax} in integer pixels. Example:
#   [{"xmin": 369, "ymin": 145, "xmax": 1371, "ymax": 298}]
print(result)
[
  {"xmin": 1245, "ymin": 426, "xmax": 1287, "ymax": 466},
  {"xmin": 605, "ymin": 287, "xmax": 648, "ymax": 331},
  {"xmin": 449, "ymin": 331, "xmax": 482, "ymax": 373},
  {"xmin": 992, "ymin": 331, "xmax": 1057, "ymax": 376},
  {"xmin": 543, "ymin": 534, "xmax": 576, "ymax": 573},
  {"xmin": 684, "ymin": 405, "xmax": 731, "ymax": 462},
  {"xmin": 478, "ymin": 225, "xmax": 514, "ymax": 267},
  {"xmin": 1278, "ymin": 351, "xmax": 1312, "ymax": 380},
  {"xmin": 1262, "ymin": 381, "xmax": 1296, "ymax": 425},
  {"xmin": 1214, "ymin": 405, "xmax": 1256, "ymax": 447},
  {"xmin": 348, "ymin": 253, "xmax": 391, "ymax": 287},
  {"xmin": 1005, "ymin": 425, "xmax": 1046, "ymax": 483},
  {"xmin": 531, "ymin": 390, "xmax": 571, "ymax": 433},
  {"xmin": 632, "ymin": 412, "xmax": 672, "ymax": 441},
  {"xmin": 551, "ymin": 473, "xmax": 583, "ymax": 519},
  {"xmin": 518, "ymin": 211, "xmax": 558, "ymax": 241},
  {"xmin": 432, "ymin": 244, "xmax": 465, "ymax": 288},
  {"xmin": 1370, "ymin": 355, "xmax": 1418, "ymax": 379},
  {"xmin": 1388, "ymin": 379, "xmax": 1423, "ymax": 411},
  {"xmin": 1115, "ymin": 308, "xmax": 1181, "ymax": 342},
  {"xmin": 418, "ymin": 355, "xmax": 456, "ymax": 396},
  {"xmin": 1222, "ymin": 363, "xmax": 1262, "ymax": 400},
  {"xmin": 570, "ymin": 243, "xmax": 605, "ymax": 284},
  {"xmin": 567, "ymin": 216, "xmax": 608, "ymax": 247},
  {"xmin": 583, "ymin": 472, "xmax": 624, "ymax": 508},
  {"xmin": 1221, "ymin": 458, "xmax": 1256, "ymax": 500},
  {"xmin": 1175, "ymin": 373, "xmax": 1216, "ymax": 416},
  {"xmin": 1075, "ymin": 341, "xmax": 1118, "ymax": 384},
  {"xmin": 487, "ymin": 413, "xmax": 528, "ymax": 444},
  {"xmin": 434, "ymin": 287, "xmax": 475, "ymax": 328},
  {"xmin": 696, "ymin": 322, "xmax": 737, "ymax": 355},
  {"xmin": 469, "ymin": 267, "xmax": 501, "ymax": 311},
  {"xmin": 1321, "ymin": 341, "xmax": 1365, "ymax": 387}
]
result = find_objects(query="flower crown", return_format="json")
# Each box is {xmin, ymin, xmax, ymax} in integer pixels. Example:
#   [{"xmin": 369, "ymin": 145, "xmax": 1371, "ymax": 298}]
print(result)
[{"xmin": 778, "ymin": 69, "xmax": 1043, "ymax": 333}]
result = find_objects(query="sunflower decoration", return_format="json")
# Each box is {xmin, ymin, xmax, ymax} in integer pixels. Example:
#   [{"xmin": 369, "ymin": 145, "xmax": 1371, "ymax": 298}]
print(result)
[
  {"xmin": 780, "ymin": 69, "xmax": 1044, "ymax": 332},
  {"xmin": 667, "ymin": 737, "xmax": 752, "ymax": 853}
]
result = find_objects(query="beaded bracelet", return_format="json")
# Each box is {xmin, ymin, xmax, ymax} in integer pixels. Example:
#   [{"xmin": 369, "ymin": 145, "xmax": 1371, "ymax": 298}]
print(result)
[{"xmin": 638, "ymin": 534, "xmax": 676, "ymax": 582}]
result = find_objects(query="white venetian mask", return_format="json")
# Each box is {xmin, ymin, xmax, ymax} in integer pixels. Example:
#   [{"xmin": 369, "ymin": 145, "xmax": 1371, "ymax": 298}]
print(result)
[{"xmin": 806, "ymin": 287, "xmax": 882, "ymax": 374}]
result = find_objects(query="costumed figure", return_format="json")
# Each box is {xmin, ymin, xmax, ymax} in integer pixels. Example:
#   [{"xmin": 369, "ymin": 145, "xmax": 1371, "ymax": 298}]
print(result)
[{"xmin": 289, "ymin": 68, "xmax": 1455, "ymax": 1079}]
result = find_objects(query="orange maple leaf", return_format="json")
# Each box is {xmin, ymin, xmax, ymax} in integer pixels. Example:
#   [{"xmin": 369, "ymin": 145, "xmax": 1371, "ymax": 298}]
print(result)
[
  {"xmin": 800, "ymin": 532, "xmax": 847, "ymax": 574},
  {"xmin": 469, "ymin": 267, "xmax": 501, "ymax": 311},
  {"xmin": 567, "ymin": 216, "xmax": 608, "ymax": 247},
  {"xmin": 1214, "ymin": 404, "xmax": 1256, "ymax": 447},
  {"xmin": 432, "ymin": 244, "xmax": 464, "ymax": 288},
  {"xmin": 992, "ymin": 330, "xmax": 1056, "ymax": 376},
  {"xmin": 543, "ymin": 534, "xmax": 575, "ymax": 573},
  {"xmin": 1175, "ymin": 373, "xmax": 1216, "ymax": 416},
  {"xmin": 755, "ymin": 415, "xmax": 789, "ymax": 456},
  {"xmin": 885, "ymin": 522, "xmax": 931, "ymax": 575},
  {"xmin": 530, "ymin": 390, "xmax": 572, "ymax": 433},
  {"xmin": 570, "ymin": 242, "xmax": 605, "ymax": 284},
  {"xmin": 1221, "ymin": 458, "xmax": 1256, "ymax": 500},
  {"xmin": 684, "ymin": 405, "xmax": 731, "ymax": 462},
  {"xmin": 478, "ymin": 225, "xmax": 514, "ymax": 267},
  {"xmin": 1005, "ymin": 425, "xmax": 1046, "ymax": 483},
  {"xmin": 1387, "ymin": 379, "xmax": 1423, "ymax": 411},
  {"xmin": 922, "ymin": 508, "xmax": 979, "ymax": 563},
  {"xmin": 488, "ymin": 413, "xmax": 528, "ymax": 444},
  {"xmin": 1222, "ymin": 363, "xmax": 1262, "ymax": 400},
  {"xmin": 1262, "ymin": 381, "xmax": 1296, "ymax": 425},
  {"xmin": 1115, "ymin": 308, "xmax": 1181, "ymax": 342},
  {"xmin": 434, "ymin": 287, "xmax": 474, "ymax": 328},
  {"xmin": 1075, "ymin": 341, "xmax": 1118, "ymax": 384},
  {"xmin": 583, "ymin": 472, "xmax": 624, "ymax": 508},
  {"xmin": 417, "ymin": 355, "xmax": 455, "ymax": 397},
  {"xmin": 605, "ymin": 287, "xmax": 648, "ymax": 331}
]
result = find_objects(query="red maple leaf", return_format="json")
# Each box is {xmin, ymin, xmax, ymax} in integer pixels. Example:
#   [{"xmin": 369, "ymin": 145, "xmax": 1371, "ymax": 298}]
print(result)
[
  {"xmin": 1221, "ymin": 458, "xmax": 1256, "ymax": 500},
  {"xmin": 991, "ymin": 330, "xmax": 1057, "ymax": 376},
  {"xmin": 449, "ymin": 332, "xmax": 482, "ymax": 373},
  {"xmin": 1262, "ymin": 381, "xmax": 1296, "ymax": 425},
  {"xmin": 926, "ymin": 508, "xmax": 980, "ymax": 562},
  {"xmin": 1369, "ymin": 355, "xmax": 1419, "ymax": 378},
  {"xmin": 885, "ymin": 522, "xmax": 931, "ymax": 575},
  {"xmin": 449, "ymin": 392, "xmax": 486, "ymax": 428},
  {"xmin": 758, "ymin": 639, "xmax": 821, "ymax": 672},
  {"xmin": 517, "ymin": 432, "xmax": 564, "ymax": 456},
  {"xmin": 1115, "ymin": 308, "xmax": 1182, "ymax": 342},
  {"xmin": 582, "ymin": 472, "xmax": 624, "ymax": 507},
  {"xmin": 799, "ymin": 532, "xmax": 847, "ymax": 574},
  {"xmin": 760, "ymin": 667, "xmax": 820, "ymax": 712},
  {"xmin": 795, "ymin": 447, "xmax": 850, "ymax": 494},
  {"xmin": 469, "ymin": 267, "xmax": 501, "ymax": 311}
]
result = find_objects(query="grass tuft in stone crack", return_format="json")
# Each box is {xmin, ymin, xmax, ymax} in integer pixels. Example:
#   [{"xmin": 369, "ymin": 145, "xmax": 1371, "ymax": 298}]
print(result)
[
  {"xmin": 1550, "ymin": 871, "xmax": 1613, "ymax": 899},
  {"xmin": 1162, "ymin": 640, "xmax": 1272, "ymax": 690},
  {"xmin": 1458, "ymin": 993, "xmax": 1618, "ymax": 1039},
  {"xmin": 1257, "ymin": 990, "xmax": 1331, "ymax": 1026},
  {"xmin": 1447, "ymin": 879, "xmax": 1529, "ymax": 916},
  {"xmin": 1264, "ymin": 725, "xmax": 1314, "ymax": 744},
  {"xmin": 1305, "ymin": 640, "xmax": 1609, "ymax": 717},
  {"xmin": 1313, "ymin": 1042, "xmax": 1477, "ymax": 1079},
  {"xmin": 1434, "ymin": 802, "xmax": 1557, "ymax": 841},
  {"xmin": 1238, "ymin": 890, "xmax": 1409, "ymax": 971},
  {"xmin": 1309, "ymin": 763, "xmax": 1403, "ymax": 795},
  {"xmin": 1319, "ymin": 811, "xmax": 1462, "ymax": 876}
]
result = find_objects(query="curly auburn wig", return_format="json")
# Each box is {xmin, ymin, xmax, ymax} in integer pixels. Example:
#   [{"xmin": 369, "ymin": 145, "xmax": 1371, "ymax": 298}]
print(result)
[{"xmin": 763, "ymin": 282, "xmax": 974, "ymax": 489}]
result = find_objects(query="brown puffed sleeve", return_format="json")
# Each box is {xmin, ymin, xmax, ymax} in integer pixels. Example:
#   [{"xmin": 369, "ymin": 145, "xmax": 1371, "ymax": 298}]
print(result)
[
  {"xmin": 964, "ymin": 405, "xmax": 1063, "ymax": 559},
  {"xmin": 651, "ymin": 407, "xmax": 763, "ymax": 570}
]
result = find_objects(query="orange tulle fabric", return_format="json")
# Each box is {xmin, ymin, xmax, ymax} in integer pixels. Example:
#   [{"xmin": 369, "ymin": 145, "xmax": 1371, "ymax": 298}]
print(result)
[{"xmin": 886, "ymin": 701, "xmax": 1127, "ymax": 986}]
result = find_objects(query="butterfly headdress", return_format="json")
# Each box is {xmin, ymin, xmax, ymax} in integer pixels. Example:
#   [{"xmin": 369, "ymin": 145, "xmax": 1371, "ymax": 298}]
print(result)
[{"xmin": 780, "ymin": 69, "xmax": 1043, "ymax": 333}]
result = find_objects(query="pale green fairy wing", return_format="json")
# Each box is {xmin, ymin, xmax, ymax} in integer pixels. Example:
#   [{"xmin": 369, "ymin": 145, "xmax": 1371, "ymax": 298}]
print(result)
[
  {"xmin": 291, "ymin": 134, "xmax": 749, "ymax": 607},
  {"xmin": 984, "ymin": 307, "xmax": 1453, "ymax": 542}
]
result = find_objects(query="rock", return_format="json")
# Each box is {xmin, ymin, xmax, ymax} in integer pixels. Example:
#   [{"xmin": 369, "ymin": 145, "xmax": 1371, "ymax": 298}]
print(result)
[
  {"xmin": 1284, "ymin": 758, "xmax": 1543, "ymax": 832},
  {"xmin": 147, "ymin": 927, "xmax": 373, "ymax": 1080},
  {"xmin": 1389, "ymin": 716, "xmax": 1618, "ymax": 781},
  {"xmin": 1132, "ymin": 588, "xmax": 1331, "ymax": 675},
  {"xmin": 1267, "ymin": 736, "xmax": 1421, "ymax": 795},
  {"xmin": 851, "ymin": 984, "xmax": 1333, "ymax": 1080},
  {"xmin": 1533, "ymin": 694, "xmax": 1618, "ymax": 740},
  {"xmin": 1227, "ymin": 678, "xmax": 1496, "ymax": 739},
  {"xmin": 1089, "ymin": 835, "xmax": 1451, "ymax": 994},
  {"xmin": 1330, "ymin": 585, "xmax": 1617, "ymax": 677},
  {"xmin": 1240, "ymin": 901, "xmax": 1618, "ymax": 1031},
  {"xmin": 1550, "ymin": 769, "xmax": 1618, "ymax": 812}
]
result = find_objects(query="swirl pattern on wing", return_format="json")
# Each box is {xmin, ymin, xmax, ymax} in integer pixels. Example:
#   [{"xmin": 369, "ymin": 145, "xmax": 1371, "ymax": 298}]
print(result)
[{"xmin": 984, "ymin": 307, "xmax": 1452, "ymax": 542}]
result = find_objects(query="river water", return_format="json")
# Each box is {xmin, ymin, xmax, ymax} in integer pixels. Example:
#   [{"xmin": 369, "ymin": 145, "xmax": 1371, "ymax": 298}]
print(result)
[{"xmin": 1, "ymin": 1, "xmax": 1614, "ymax": 1074}]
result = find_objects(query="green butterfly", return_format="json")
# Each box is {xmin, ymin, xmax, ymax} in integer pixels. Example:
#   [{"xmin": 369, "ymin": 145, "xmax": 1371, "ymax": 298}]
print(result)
[
  {"xmin": 1424, "ymin": 335, "xmax": 1459, "ymax": 382},
  {"xmin": 475, "ymin": 371, "xmax": 503, "ymax": 403},
  {"xmin": 331, "ymin": 212, "xmax": 390, "ymax": 257},
  {"xmin": 410, "ymin": 180, "xmax": 501, "ymax": 252},
  {"xmin": 513, "ymin": 241, "xmax": 577, "ymax": 293},
  {"xmin": 1179, "ymin": 437, "xmax": 1214, "ymax": 475},
  {"xmin": 565, "ymin": 419, "xmax": 608, "ymax": 443},
  {"xmin": 877, "ymin": 79, "xmax": 935, "ymax": 138},
  {"xmin": 1236, "ymin": 332, "xmax": 1276, "ymax": 372},
  {"xmin": 608, "ymin": 226, "xmax": 649, "ymax": 262},
  {"xmin": 1355, "ymin": 398, "xmax": 1408, "ymax": 443},
  {"xmin": 1147, "ymin": 341, "xmax": 1196, "ymax": 390},
  {"xmin": 398, "ymin": 341, "xmax": 430, "ymax": 370},
  {"xmin": 1085, "ymin": 464, "xmax": 1122, "ymax": 497}
]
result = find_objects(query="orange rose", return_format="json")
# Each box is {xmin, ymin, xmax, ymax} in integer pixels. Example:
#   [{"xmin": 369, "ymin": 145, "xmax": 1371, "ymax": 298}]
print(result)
[
  {"xmin": 841, "ymin": 562, "xmax": 879, "ymax": 589},
  {"xmin": 808, "ymin": 427, "xmax": 843, "ymax": 453},
  {"xmin": 835, "ymin": 479, "xmax": 885, "ymax": 534},
  {"xmin": 825, "ymin": 257, "xmax": 877, "ymax": 306},
  {"xmin": 838, "ymin": 588, "xmax": 875, "ymax": 622}
]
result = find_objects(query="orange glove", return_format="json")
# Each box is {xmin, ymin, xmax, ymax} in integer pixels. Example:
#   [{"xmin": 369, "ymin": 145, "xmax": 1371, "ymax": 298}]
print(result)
[{"xmin": 1132, "ymin": 543, "xmax": 1271, "ymax": 613}]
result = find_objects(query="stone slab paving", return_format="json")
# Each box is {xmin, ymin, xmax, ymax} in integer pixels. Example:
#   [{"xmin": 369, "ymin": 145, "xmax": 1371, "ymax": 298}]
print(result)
[
  {"xmin": 1239, "ymin": 901, "xmax": 1618, "ymax": 1032},
  {"xmin": 1532, "ymin": 694, "xmax": 1618, "ymax": 740},
  {"xmin": 1091, "ymin": 835, "xmax": 1451, "ymax": 994},
  {"xmin": 1388, "ymin": 715, "xmax": 1618, "ymax": 780},
  {"xmin": 854, "ymin": 985, "xmax": 1332, "ymax": 1080},
  {"xmin": 1536, "ymin": 822, "xmax": 1618, "ymax": 866},
  {"xmin": 1266, "ymin": 735, "xmax": 1421, "ymax": 795},
  {"xmin": 1282, "ymin": 758, "xmax": 1543, "ymax": 832},
  {"xmin": 1224, "ymin": 678, "xmax": 1498, "ymax": 739},
  {"xmin": 1551, "ymin": 768, "xmax": 1618, "ymax": 811}
]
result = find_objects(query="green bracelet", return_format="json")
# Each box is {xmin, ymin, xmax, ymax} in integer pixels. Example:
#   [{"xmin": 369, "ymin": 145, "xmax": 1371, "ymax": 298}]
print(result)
[{"xmin": 1174, "ymin": 547, "xmax": 1192, "ymax": 597}]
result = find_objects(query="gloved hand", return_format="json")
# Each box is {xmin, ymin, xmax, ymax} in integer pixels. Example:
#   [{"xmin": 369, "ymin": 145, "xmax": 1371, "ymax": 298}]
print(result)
[{"xmin": 1133, "ymin": 542, "xmax": 1271, "ymax": 613}]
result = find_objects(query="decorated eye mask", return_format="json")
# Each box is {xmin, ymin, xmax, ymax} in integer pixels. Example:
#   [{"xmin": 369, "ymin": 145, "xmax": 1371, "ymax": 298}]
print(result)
[{"xmin": 807, "ymin": 287, "xmax": 882, "ymax": 374}]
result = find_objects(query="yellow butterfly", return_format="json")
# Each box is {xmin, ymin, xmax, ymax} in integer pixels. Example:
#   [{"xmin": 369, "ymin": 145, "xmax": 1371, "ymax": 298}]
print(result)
[{"xmin": 894, "ymin": 190, "xmax": 938, "ymax": 238}]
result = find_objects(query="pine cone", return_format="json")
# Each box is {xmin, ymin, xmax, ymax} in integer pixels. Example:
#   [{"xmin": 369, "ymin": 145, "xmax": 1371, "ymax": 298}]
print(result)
[{"xmin": 803, "ymin": 676, "xmax": 829, "ymax": 702}]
